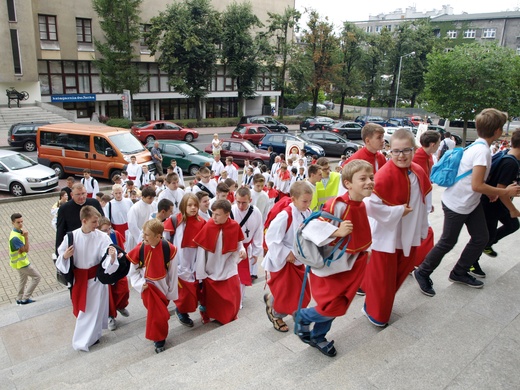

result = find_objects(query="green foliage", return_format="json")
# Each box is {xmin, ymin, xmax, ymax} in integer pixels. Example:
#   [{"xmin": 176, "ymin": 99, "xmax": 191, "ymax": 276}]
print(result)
[
  {"xmin": 106, "ymin": 118, "xmax": 133, "ymax": 128},
  {"xmin": 92, "ymin": 0, "xmax": 146, "ymax": 95},
  {"xmin": 146, "ymin": 0, "xmax": 221, "ymax": 121}
]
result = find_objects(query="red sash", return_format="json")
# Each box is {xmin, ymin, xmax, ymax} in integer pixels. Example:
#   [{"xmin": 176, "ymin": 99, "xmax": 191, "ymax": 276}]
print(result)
[
  {"xmin": 112, "ymin": 222, "xmax": 128, "ymax": 238},
  {"xmin": 267, "ymin": 263, "xmax": 310, "ymax": 315},
  {"xmin": 71, "ymin": 265, "xmax": 98, "ymax": 317},
  {"xmin": 203, "ymin": 275, "xmax": 241, "ymax": 324},
  {"xmin": 141, "ymin": 283, "xmax": 170, "ymax": 341},
  {"xmin": 237, "ymin": 242, "xmax": 252, "ymax": 286}
]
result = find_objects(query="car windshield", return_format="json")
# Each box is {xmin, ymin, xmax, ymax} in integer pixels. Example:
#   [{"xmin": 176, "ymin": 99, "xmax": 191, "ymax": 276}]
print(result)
[
  {"xmin": 177, "ymin": 143, "xmax": 202, "ymax": 155},
  {"xmin": 234, "ymin": 126, "xmax": 247, "ymax": 134},
  {"xmin": 0, "ymin": 153, "xmax": 38, "ymax": 170},
  {"xmin": 109, "ymin": 133, "xmax": 145, "ymax": 154}
]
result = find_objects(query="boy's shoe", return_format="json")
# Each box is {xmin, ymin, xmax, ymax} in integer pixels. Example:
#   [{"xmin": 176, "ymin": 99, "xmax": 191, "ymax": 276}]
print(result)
[
  {"xmin": 117, "ymin": 308, "xmax": 130, "ymax": 317},
  {"xmin": 356, "ymin": 288, "xmax": 366, "ymax": 296},
  {"xmin": 16, "ymin": 300, "xmax": 22, "ymax": 305},
  {"xmin": 448, "ymin": 271, "xmax": 484, "ymax": 288},
  {"xmin": 108, "ymin": 317, "xmax": 117, "ymax": 331},
  {"xmin": 309, "ymin": 339, "xmax": 337, "ymax": 357},
  {"xmin": 412, "ymin": 269, "xmax": 436, "ymax": 297},
  {"xmin": 19, "ymin": 299, "xmax": 35, "ymax": 305},
  {"xmin": 251, "ymin": 275, "xmax": 258, "ymax": 280},
  {"xmin": 469, "ymin": 263, "xmax": 486, "ymax": 279},
  {"xmin": 362, "ymin": 305, "xmax": 388, "ymax": 328},
  {"xmin": 293, "ymin": 311, "xmax": 311, "ymax": 344},
  {"xmin": 482, "ymin": 247, "xmax": 498, "ymax": 258},
  {"xmin": 176, "ymin": 310, "xmax": 194, "ymax": 327},
  {"xmin": 154, "ymin": 340, "xmax": 166, "ymax": 354}
]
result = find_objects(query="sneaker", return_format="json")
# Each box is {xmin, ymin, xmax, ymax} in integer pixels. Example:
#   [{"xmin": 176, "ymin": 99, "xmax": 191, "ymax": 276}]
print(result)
[
  {"xmin": 469, "ymin": 264, "xmax": 486, "ymax": 279},
  {"xmin": 251, "ymin": 275, "xmax": 258, "ymax": 280},
  {"xmin": 19, "ymin": 299, "xmax": 35, "ymax": 305},
  {"xmin": 412, "ymin": 269, "xmax": 436, "ymax": 297},
  {"xmin": 176, "ymin": 310, "xmax": 194, "ymax": 327},
  {"xmin": 16, "ymin": 300, "xmax": 22, "ymax": 305},
  {"xmin": 482, "ymin": 247, "xmax": 498, "ymax": 258},
  {"xmin": 154, "ymin": 340, "xmax": 166, "ymax": 354},
  {"xmin": 362, "ymin": 304, "xmax": 387, "ymax": 327},
  {"xmin": 449, "ymin": 271, "xmax": 484, "ymax": 288},
  {"xmin": 356, "ymin": 288, "xmax": 366, "ymax": 296},
  {"xmin": 108, "ymin": 317, "xmax": 117, "ymax": 331},
  {"xmin": 117, "ymin": 308, "xmax": 130, "ymax": 317}
]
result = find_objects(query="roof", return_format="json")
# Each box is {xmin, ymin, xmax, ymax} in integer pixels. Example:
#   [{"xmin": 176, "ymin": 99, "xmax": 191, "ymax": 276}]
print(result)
[
  {"xmin": 432, "ymin": 11, "xmax": 520, "ymax": 22},
  {"xmin": 38, "ymin": 123, "xmax": 129, "ymax": 135}
]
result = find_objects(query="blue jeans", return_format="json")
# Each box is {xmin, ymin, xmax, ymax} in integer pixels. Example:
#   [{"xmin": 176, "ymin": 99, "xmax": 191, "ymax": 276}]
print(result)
[{"xmin": 298, "ymin": 307, "xmax": 335, "ymax": 343}]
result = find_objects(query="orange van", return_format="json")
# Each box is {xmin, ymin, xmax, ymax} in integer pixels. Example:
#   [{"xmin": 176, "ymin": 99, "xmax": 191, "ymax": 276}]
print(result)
[{"xmin": 37, "ymin": 123, "xmax": 155, "ymax": 180}]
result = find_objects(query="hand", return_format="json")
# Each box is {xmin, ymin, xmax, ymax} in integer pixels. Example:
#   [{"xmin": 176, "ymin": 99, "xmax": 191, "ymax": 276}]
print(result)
[
  {"xmin": 488, "ymin": 194, "xmax": 499, "ymax": 202},
  {"xmin": 286, "ymin": 252, "xmax": 296, "ymax": 263},
  {"xmin": 251, "ymin": 255, "xmax": 257, "ymax": 265},
  {"xmin": 431, "ymin": 205, "xmax": 435, "ymax": 213},
  {"xmin": 108, "ymin": 246, "xmax": 117, "ymax": 263},
  {"xmin": 21, "ymin": 228, "xmax": 29, "ymax": 236},
  {"xmin": 506, "ymin": 183, "xmax": 520, "ymax": 197},
  {"xmin": 335, "ymin": 220, "xmax": 353, "ymax": 237},
  {"xmin": 510, "ymin": 209, "xmax": 520, "ymax": 218},
  {"xmin": 239, "ymin": 249, "xmax": 247, "ymax": 260},
  {"xmin": 402, "ymin": 205, "xmax": 413, "ymax": 217},
  {"xmin": 142, "ymin": 283, "xmax": 148, "ymax": 291},
  {"xmin": 64, "ymin": 245, "xmax": 74, "ymax": 260}
]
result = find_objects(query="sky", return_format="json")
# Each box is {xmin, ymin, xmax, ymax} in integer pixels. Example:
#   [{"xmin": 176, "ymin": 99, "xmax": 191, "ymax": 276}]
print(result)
[{"xmin": 295, "ymin": 1, "xmax": 520, "ymax": 27}]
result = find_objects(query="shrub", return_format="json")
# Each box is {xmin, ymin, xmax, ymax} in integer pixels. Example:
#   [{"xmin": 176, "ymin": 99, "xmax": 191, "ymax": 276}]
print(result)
[{"xmin": 106, "ymin": 118, "xmax": 132, "ymax": 128}]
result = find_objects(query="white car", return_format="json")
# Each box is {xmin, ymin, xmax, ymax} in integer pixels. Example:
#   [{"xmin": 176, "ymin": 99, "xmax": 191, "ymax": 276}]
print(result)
[
  {"xmin": 0, "ymin": 150, "xmax": 59, "ymax": 196},
  {"xmin": 384, "ymin": 126, "xmax": 415, "ymax": 146}
]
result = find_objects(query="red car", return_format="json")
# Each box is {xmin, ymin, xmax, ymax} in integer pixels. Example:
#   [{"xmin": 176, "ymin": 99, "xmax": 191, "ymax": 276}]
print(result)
[
  {"xmin": 231, "ymin": 124, "xmax": 271, "ymax": 145},
  {"xmin": 204, "ymin": 138, "xmax": 270, "ymax": 167},
  {"xmin": 131, "ymin": 121, "xmax": 199, "ymax": 143},
  {"xmin": 408, "ymin": 115, "xmax": 424, "ymax": 126}
]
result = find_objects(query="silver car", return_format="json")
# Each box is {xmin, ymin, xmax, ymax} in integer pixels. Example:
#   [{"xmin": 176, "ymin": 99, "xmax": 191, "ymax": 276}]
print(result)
[{"xmin": 0, "ymin": 150, "xmax": 59, "ymax": 196}]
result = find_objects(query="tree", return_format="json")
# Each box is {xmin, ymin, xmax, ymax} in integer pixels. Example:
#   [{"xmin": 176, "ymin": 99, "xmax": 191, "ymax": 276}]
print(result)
[
  {"xmin": 92, "ymin": 0, "xmax": 146, "ymax": 97},
  {"xmin": 221, "ymin": 2, "xmax": 267, "ymax": 117},
  {"xmin": 425, "ymin": 42, "xmax": 520, "ymax": 144},
  {"xmin": 146, "ymin": 0, "xmax": 221, "ymax": 121},
  {"xmin": 266, "ymin": 7, "xmax": 301, "ymax": 119}
]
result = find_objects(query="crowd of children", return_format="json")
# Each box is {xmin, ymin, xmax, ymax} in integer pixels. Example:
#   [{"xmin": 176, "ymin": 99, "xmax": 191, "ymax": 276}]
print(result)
[{"xmin": 19, "ymin": 110, "xmax": 518, "ymax": 357}]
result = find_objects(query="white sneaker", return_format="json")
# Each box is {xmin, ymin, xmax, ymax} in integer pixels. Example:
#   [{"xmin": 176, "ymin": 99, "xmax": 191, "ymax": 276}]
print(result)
[
  {"xmin": 108, "ymin": 317, "xmax": 117, "ymax": 331},
  {"xmin": 117, "ymin": 308, "xmax": 130, "ymax": 317}
]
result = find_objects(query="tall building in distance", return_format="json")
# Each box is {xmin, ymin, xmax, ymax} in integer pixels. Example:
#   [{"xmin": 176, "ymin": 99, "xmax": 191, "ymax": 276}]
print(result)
[{"xmin": 1, "ymin": 0, "xmax": 294, "ymax": 120}]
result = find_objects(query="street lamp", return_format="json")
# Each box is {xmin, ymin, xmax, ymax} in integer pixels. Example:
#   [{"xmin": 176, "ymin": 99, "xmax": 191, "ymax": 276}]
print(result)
[{"xmin": 394, "ymin": 51, "xmax": 415, "ymax": 116}]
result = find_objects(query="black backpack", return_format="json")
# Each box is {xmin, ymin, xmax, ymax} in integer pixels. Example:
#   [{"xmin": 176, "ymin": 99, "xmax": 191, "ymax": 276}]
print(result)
[
  {"xmin": 137, "ymin": 239, "xmax": 171, "ymax": 270},
  {"xmin": 96, "ymin": 243, "xmax": 131, "ymax": 285},
  {"xmin": 438, "ymin": 139, "xmax": 449, "ymax": 159}
]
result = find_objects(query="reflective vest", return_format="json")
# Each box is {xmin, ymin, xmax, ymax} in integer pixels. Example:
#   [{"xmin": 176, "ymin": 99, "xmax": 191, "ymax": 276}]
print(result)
[
  {"xmin": 316, "ymin": 171, "xmax": 341, "ymax": 210},
  {"xmin": 9, "ymin": 230, "xmax": 30, "ymax": 269}
]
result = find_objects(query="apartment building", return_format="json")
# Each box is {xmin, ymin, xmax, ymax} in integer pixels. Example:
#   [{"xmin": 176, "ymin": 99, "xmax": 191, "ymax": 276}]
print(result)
[{"xmin": 1, "ymin": 0, "xmax": 293, "ymax": 120}]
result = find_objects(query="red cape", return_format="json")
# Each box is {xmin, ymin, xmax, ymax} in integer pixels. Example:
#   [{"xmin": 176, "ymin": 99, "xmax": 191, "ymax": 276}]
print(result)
[
  {"xmin": 373, "ymin": 160, "xmax": 432, "ymax": 206},
  {"xmin": 164, "ymin": 214, "xmax": 206, "ymax": 248},
  {"xmin": 346, "ymin": 147, "xmax": 387, "ymax": 172},
  {"xmin": 412, "ymin": 147, "xmax": 433, "ymax": 178},
  {"xmin": 127, "ymin": 242, "xmax": 176, "ymax": 281},
  {"xmin": 193, "ymin": 218, "xmax": 244, "ymax": 254}
]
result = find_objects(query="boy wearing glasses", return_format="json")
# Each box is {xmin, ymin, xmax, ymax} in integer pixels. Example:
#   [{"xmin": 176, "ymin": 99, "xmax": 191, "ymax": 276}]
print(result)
[{"xmin": 362, "ymin": 129, "xmax": 432, "ymax": 327}]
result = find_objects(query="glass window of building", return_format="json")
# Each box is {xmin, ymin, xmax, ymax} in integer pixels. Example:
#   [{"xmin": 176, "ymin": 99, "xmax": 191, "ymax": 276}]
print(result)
[{"xmin": 39, "ymin": 14, "xmax": 58, "ymax": 41}]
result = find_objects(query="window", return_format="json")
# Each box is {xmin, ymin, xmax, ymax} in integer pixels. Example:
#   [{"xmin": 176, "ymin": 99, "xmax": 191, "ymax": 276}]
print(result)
[
  {"xmin": 76, "ymin": 18, "xmax": 92, "ymax": 43},
  {"xmin": 447, "ymin": 30, "xmax": 457, "ymax": 39},
  {"xmin": 366, "ymin": 26, "xmax": 372, "ymax": 33},
  {"xmin": 463, "ymin": 29, "xmax": 476, "ymax": 38},
  {"xmin": 38, "ymin": 14, "xmax": 58, "ymax": 41},
  {"xmin": 94, "ymin": 136, "xmax": 111, "ymax": 154},
  {"xmin": 10, "ymin": 29, "xmax": 22, "ymax": 74},
  {"xmin": 483, "ymin": 28, "xmax": 496, "ymax": 39},
  {"xmin": 375, "ymin": 26, "xmax": 382, "ymax": 33},
  {"xmin": 386, "ymin": 25, "xmax": 392, "ymax": 31},
  {"xmin": 7, "ymin": 0, "xmax": 16, "ymax": 21},
  {"xmin": 516, "ymin": 46, "xmax": 520, "ymax": 56}
]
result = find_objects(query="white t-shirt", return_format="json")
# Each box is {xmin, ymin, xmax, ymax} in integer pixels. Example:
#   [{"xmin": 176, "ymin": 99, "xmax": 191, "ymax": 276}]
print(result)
[{"xmin": 442, "ymin": 139, "xmax": 490, "ymax": 214}]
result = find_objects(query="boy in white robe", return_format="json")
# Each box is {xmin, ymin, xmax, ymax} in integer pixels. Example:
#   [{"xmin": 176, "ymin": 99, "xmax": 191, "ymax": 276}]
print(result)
[
  {"xmin": 158, "ymin": 172, "xmax": 185, "ymax": 215},
  {"xmin": 127, "ymin": 187, "xmax": 156, "ymax": 250},
  {"xmin": 126, "ymin": 155, "xmax": 143, "ymax": 188}
]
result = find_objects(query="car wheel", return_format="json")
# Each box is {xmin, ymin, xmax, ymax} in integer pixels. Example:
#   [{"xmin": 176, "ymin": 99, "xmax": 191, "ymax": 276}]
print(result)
[
  {"xmin": 188, "ymin": 165, "xmax": 200, "ymax": 176},
  {"xmin": 253, "ymin": 159, "xmax": 264, "ymax": 166},
  {"xmin": 110, "ymin": 169, "xmax": 122, "ymax": 182},
  {"xmin": 146, "ymin": 135, "xmax": 155, "ymax": 144},
  {"xmin": 280, "ymin": 128, "xmax": 287, "ymax": 133},
  {"xmin": 23, "ymin": 140, "xmax": 36, "ymax": 152},
  {"xmin": 344, "ymin": 148, "xmax": 356, "ymax": 158},
  {"xmin": 10, "ymin": 182, "xmax": 26, "ymax": 197},
  {"xmin": 51, "ymin": 163, "xmax": 65, "ymax": 179},
  {"xmin": 184, "ymin": 133, "xmax": 194, "ymax": 142}
]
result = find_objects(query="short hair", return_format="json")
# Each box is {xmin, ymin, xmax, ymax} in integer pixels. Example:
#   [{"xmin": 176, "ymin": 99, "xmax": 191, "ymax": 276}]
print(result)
[
  {"xmin": 307, "ymin": 164, "xmax": 321, "ymax": 176},
  {"xmin": 199, "ymin": 166, "xmax": 210, "ymax": 176},
  {"xmin": 179, "ymin": 193, "xmax": 199, "ymax": 221},
  {"xmin": 267, "ymin": 181, "xmax": 274, "ymax": 187},
  {"xmin": 291, "ymin": 167, "xmax": 297, "ymax": 174},
  {"xmin": 157, "ymin": 198, "xmax": 174, "ymax": 213},
  {"xmin": 83, "ymin": 168, "xmax": 91, "ymax": 174},
  {"xmin": 361, "ymin": 123, "xmax": 385, "ymax": 143},
  {"xmin": 112, "ymin": 175, "xmax": 121, "ymax": 182},
  {"xmin": 141, "ymin": 187, "xmax": 156, "ymax": 198},
  {"xmin": 156, "ymin": 176, "xmax": 165, "ymax": 184},
  {"xmin": 112, "ymin": 184, "xmax": 123, "ymax": 192},
  {"xmin": 98, "ymin": 216, "xmax": 111, "ymax": 227},
  {"xmin": 216, "ymin": 182, "xmax": 230, "ymax": 194},
  {"xmin": 226, "ymin": 156, "xmax": 234, "ymax": 163},
  {"xmin": 342, "ymin": 160, "xmax": 373, "ymax": 184},
  {"xmin": 11, "ymin": 213, "xmax": 22, "ymax": 222},
  {"xmin": 419, "ymin": 130, "xmax": 441, "ymax": 147},
  {"xmin": 121, "ymin": 170, "xmax": 128, "ymax": 175},
  {"xmin": 511, "ymin": 128, "xmax": 520, "ymax": 148},
  {"xmin": 224, "ymin": 178, "xmax": 236, "ymax": 188},
  {"xmin": 236, "ymin": 187, "xmax": 251, "ymax": 198},
  {"xmin": 316, "ymin": 157, "xmax": 329, "ymax": 167},
  {"xmin": 165, "ymin": 173, "xmax": 179, "ymax": 184},
  {"xmin": 211, "ymin": 199, "xmax": 232, "ymax": 213},
  {"xmin": 253, "ymin": 173, "xmax": 265, "ymax": 184},
  {"xmin": 196, "ymin": 190, "xmax": 210, "ymax": 201},
  {"xmin": 72, "ymin": 183, "xmax": 85, "ymax": 192},
  {"xmin": 251, "ymin": 161, "xmax": 258, "ymax": 167},
  {"xmin": 80, "ymin": 205, "xmax": 100, "ymax": 221},
  {"xmin": 476, "ymin": 108, "xmax": 508, "ymax": 138},
  {"xmin": 66, "ymin": 176, "xmax": 75, "ymax": 183},
  {"xmin": 170, "ymin": 159, "xmax": 177, "ymax": 164},
  {"xmin": 390, "ymin": 128, "xmax": 415, "ymax": 146},
  {"xmin": 96, "ymin": 192, "xmax": 104, "ymax": 199},
  {"xmin": 126, "ymin": 180, "xmax": 134, "ymax": 186},
  {"xmin": 444, "ymin": 132, "xmax": 451, "ymax": 139},
  {"xmin": 142, "ymin": 219, "xmax": 164, "ymax": 236},
  {"xmin": 101, "ymin": 194, "xmax": 112, "ymax": 203},
  {"xmin": 290, "ymin": 181, "xmax": 313, "ymax": 198}
]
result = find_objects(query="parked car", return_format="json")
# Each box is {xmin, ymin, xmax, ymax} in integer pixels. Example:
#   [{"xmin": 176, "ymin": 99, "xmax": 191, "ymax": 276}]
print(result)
[
  {"xmin": 231, "ymin": 124, "xmax": 270, "ymax": 145},
  {"xmin": 204, "ymin": 139, "xmax": 270, "ymax": 167},
  {"xmin": 354, "ymin": 115, "xmax": 386, "ymax": 127},
  {"xmin": 383, "ymin": 126, "xmax": 415, "ymax": 145},
  {"xmin": 299, "ymin": 131, "xmax": 360, "ymax": 158},
  {"xmin": 325, "ymin": 121, "xmax": 363, "ymax": 140},
  {"xmin": 0, "ymin": 150, "xmax": 58, "ymax": 196},
  {"xmin": 238, "ymin": 116, "xmax": 288, "ymax": 133},
  {"xmin": 258, "ymin": 133, "xmax": 325, "ymax": 158},
  {"xmin": 300, "ymin": 116, "xmax": 335, "ymax": 131},
  {"xmin": 131, "ymin": 121, "xmax": 199, "ymax": 143},
  {"xmin": 146, "ymin": 140, "xmax": 213, "ymax": 176},
  {"xmin": 323, "ymin": 100, "xmax": 335, "ymax": 110},
  {"xmin": 408, "ymin": 115, "xmax": 424, "ymax": 126},
  {"xmin": 294, "ymin": 102, "xmax": 327, "ymax": 113},
  {"xmin": 384, "ymin": 117, "xmax": 416, "ymax": 128},
  {"xmin": 428, "ymin": 125, "xmax": 463, "ymax": 145},
  {"xmin": 7, "ymin": 121, "xmax": 50, "ymax": 152}
]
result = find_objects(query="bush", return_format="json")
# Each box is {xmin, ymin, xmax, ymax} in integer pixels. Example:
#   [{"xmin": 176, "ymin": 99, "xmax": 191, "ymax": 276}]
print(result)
[{"xmin": 106, "ymin": 118, "xmax": 133, "ymax": 128}]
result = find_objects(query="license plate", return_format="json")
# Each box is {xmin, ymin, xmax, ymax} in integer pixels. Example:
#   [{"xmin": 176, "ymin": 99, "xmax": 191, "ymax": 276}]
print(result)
[{"xmin": 48, "ymin": 178, "xmax": 58, "ymax": 186}]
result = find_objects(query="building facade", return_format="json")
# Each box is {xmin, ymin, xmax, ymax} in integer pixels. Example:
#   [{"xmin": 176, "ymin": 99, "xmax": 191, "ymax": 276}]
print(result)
[{"xmin": 1, "ymin": 0, "xmax": 294, "ymax": 120}]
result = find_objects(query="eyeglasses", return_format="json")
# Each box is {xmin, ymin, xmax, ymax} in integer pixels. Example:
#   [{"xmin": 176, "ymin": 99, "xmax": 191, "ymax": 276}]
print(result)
[{"xmin": 389, "ymin": 148, "xmax": 414, "ymax": 156}]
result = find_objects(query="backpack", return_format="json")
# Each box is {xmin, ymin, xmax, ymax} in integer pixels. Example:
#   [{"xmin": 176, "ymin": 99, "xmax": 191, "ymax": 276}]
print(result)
[
  {"xmin": 430, "ymin": 142, "xmax": 481, "ymax": 187},
  {"xmin": 293, "ymin": 211, "xmax": 350, "ymax": 269},
  {"xmin": 55, "ymin": 232, "xmax": 75, "ymax": 287},
  {"xmin": 262, "ymin": 197, "xmax": 293, "ymax": 253},
  {"xmin": 137, "ymin": 239, "xmax": 171, "ymax": 270},
  {"xmin": 438, "ymin": 139, "xmax": 449, "ymax": 159},
  {"xmin": 487, "ymin": 149, "xmax": 520, "ymax": 183},
  {"xmin": 96, "ymin": 243, "xmax": 131, "ymax": 285}
]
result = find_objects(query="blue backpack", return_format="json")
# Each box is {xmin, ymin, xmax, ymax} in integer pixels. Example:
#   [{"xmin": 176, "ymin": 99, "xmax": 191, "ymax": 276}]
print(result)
[{"xmin": 430, "ymin": 142, "xmax": 481, "ymax": 187}]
